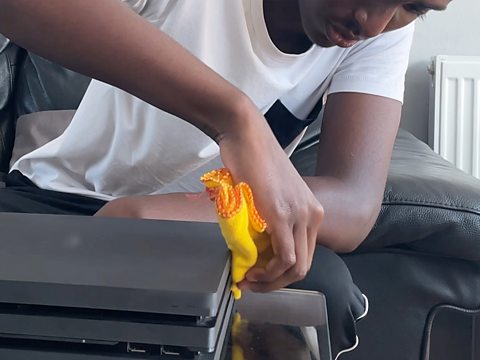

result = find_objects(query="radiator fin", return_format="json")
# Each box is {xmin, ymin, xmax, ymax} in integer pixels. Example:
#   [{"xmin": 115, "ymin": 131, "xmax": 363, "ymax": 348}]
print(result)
[{"xmin": 429, "ymin": 56, "xmax": 480, "ymax": 178}]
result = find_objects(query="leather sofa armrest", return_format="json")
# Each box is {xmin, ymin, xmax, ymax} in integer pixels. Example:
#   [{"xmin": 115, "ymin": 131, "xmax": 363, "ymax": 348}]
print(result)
[
  {"xmin": 363, "ymin": 129, "xmax": 480, "ymax": 261},
  {"xmin": 291, "ymin": 128, "xmax": 480, "ymax": 261}
]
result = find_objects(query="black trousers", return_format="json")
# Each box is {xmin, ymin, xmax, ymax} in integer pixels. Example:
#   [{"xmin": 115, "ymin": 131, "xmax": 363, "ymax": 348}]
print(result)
[
  {"xmin": 0, "ymin": 170, "xmax": 367, "ymax": 358},
  {"xmin": 0, "ymin": 170, "xmax": 106, "ymax": 215}
]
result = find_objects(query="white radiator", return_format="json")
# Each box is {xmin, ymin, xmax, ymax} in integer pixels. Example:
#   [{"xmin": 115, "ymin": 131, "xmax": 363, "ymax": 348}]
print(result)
[{"xmin": 429, "ymin": 55, "xmax": 480, "ymax": 178}]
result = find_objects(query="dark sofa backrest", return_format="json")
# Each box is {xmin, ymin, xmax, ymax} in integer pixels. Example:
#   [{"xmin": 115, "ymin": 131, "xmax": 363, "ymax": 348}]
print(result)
[
  {"xmin": 0, "ymin": 40, "xmax": 91, "ymax": 172},
  {"xmin": 0, "ymin": 41, "xmax": 23, "ymax": 172}
]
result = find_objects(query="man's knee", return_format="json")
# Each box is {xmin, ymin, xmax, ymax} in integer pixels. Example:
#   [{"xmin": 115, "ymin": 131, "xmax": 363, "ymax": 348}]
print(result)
[
  {"xmin": 290, "ymin": 246, "xmax": 360, "ymax": 301},
  {"xmin": 0, "ymin": 187, "xmax": 30, "ymax": 212},
  {"xmin": 288, "ymin": 246, "xmax": 367, "ymax": 358}
]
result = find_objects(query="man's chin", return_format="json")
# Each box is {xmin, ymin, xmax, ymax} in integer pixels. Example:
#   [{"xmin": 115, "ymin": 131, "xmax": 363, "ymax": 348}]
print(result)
[
  {"xmin": 302, "ymin": 21, "xmax": 338, "ymax": 48},
  {"xmin": 312, "ymin": 36, "xmax": 335, "ymax": 48},
  {"xmin": 316, "ymin": 41, "xmax": 336, "ymax": 48}
]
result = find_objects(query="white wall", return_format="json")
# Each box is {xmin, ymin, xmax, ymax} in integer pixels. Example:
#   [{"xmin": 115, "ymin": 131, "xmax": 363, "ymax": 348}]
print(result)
[{"xmin": 401, "ymin": 0, "xmax": 480, "ymax": 142}]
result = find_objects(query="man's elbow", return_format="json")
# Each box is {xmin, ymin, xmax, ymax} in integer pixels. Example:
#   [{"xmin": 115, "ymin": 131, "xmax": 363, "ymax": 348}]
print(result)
[{"xmin": 321, "ymin": 200, "xmax": 381, "ymax": 254}]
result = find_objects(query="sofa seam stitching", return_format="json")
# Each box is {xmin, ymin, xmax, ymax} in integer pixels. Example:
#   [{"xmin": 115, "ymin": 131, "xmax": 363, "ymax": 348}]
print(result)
[{"xmin": 382, "ymin": 199, "xmax": 480, "ymax": 214}]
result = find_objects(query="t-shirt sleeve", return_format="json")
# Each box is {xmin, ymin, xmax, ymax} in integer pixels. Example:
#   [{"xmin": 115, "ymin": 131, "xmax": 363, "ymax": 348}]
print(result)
[{"xmin": 328, "ymin": 22, "xmax": 415, "ymax": 103}]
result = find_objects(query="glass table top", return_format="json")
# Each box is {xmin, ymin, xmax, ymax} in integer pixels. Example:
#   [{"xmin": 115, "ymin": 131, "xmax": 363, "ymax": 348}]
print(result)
[{"xmin": 0, "ymin": 289, "xmax": 331, "ymax": 360}]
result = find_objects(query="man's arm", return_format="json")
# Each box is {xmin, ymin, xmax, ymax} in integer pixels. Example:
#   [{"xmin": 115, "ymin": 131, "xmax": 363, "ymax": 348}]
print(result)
[
  {"xmin": 235, "ymin": 92, "xmax": 401, "ymax": 291},
  {"xmin": 0, "ymin": 0, "xmax": 323, "ymax": 292},
  {"xmin": 304, "ymin": 92, "xmax": 401, "ymax": 252},
  {"xmin": 98, "ymin": 92, "xmax": 400, "ymax": 255},
  {"xmin": 0, "ymin": 0, "xmax": 248, "ymax": 138}
]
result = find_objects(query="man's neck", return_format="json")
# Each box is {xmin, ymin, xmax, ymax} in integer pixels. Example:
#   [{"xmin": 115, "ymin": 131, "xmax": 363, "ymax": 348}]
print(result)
[{"xmin": 263, "ymin": 0, "xmax": 313, "ymax": 55}]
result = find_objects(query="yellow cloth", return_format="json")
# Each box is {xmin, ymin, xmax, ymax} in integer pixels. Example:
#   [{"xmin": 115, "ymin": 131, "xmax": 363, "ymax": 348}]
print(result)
[{"xmin": 201, "ymin": 168, "xmax": 272, "ymax": 299}]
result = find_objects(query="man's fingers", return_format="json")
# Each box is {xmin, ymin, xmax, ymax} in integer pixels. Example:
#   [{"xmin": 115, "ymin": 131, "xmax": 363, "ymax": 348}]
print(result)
[
  {"xmin": 307, "ymin": 226, "xmax": 317, "ymax": 268},
  {"xmin": 248, "ymin": 222, "xmax": 310, "ymax": 287},
  {"xmin": 249, "ymin": 224, "xmax": 296, "ymax": 283},
  {"xmin": 241, "ymin": 261, "xmax": 308, "ymax": 293},
  {"xmin": 240, "ymin": 280, "xmax": 285, "ymax": 293},
  {"xmin": 289, "ymin": 223, "xmax": 309, "ymax": 281}
]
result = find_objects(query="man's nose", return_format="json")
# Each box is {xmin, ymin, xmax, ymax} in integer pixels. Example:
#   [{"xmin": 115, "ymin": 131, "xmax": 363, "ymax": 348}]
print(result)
[{"xmin": 353, "ymin": 7, "xmax": 397, "ymax": 39}]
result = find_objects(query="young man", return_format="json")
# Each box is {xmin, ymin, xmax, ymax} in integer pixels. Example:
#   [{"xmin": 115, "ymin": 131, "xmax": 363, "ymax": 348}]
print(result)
[{"xmin": 0, "ymin": 0, "xmax": 450, "ymax": 295}]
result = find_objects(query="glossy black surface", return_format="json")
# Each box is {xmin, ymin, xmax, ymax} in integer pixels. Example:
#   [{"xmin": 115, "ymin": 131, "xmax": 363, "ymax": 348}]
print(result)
[
  {"xmin": 0, "ymin": 213, "xmax": 230, "ymax": 317},
  {"xmin": 0, "ymin": 290, "xmax": 331, "ymax": 360}
]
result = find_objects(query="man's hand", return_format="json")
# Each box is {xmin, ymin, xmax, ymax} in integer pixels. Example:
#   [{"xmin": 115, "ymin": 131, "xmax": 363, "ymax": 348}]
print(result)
[{"xmin": 219, "ymin": 107, "xmax": 324, "ymax": 292}]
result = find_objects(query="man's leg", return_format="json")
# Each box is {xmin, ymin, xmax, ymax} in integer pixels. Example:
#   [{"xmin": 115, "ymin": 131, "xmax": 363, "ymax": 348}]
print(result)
[
  {"xmin": 289, "ymin": 245, "xmax": 367, "ymax": 359},
  {"xmin": 0, "ymin": 170, "xmax": 106, "ymax": 215}
]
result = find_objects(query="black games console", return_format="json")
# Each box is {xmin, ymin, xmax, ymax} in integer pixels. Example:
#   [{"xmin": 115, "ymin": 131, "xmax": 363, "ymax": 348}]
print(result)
[{"xmin": 0, "ymin": 213, "xmax": 233, "ymax": 358}]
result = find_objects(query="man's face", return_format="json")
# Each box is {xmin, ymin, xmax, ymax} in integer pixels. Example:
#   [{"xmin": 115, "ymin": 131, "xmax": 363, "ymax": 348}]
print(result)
[{"xmin": 298, "ymin": 0, "xmax": 451, "ymax": 48}]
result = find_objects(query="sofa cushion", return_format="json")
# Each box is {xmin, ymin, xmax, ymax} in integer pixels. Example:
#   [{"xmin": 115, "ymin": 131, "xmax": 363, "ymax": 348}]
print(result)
[
  {"xmin": 10, "ymin": 110, "xmax": 75, "ymax": 167},
  {"xmin": 291, "ymin": 128, "xmax": 480, "ymax": 262}
]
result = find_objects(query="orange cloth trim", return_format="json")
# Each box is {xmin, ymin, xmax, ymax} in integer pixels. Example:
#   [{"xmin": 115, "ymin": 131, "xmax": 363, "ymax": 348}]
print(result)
[{"xmin": 201, "ymin": 168, "xmax": 272, "ymax": 299}]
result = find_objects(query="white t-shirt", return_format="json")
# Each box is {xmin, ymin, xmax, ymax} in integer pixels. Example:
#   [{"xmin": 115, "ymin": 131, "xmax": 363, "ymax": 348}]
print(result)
[{"xmin": 11, "ymin": 0, "xmax": 414, "ymax": 200}]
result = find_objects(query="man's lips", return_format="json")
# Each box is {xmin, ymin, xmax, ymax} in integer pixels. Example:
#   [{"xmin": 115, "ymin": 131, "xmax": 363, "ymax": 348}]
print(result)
[{"xmin": 325, "ymin": 23, "xmax": 358, "ymax": 48}]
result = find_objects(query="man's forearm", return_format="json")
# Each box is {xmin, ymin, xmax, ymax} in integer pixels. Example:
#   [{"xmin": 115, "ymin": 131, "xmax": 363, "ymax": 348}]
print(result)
[
  {"xmin": 0, "ymin": 0, "xmax": 253, "ymax": 140},
  {"xmin": 95, "ymin": 192, "xmax": 218, "ymax": 223}
]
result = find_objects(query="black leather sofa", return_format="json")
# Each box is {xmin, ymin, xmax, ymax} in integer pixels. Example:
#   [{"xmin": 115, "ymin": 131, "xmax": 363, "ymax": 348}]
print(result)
[{"xmin": 1, "ymin": 38, "xmax": 479, "ymax": 360}]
